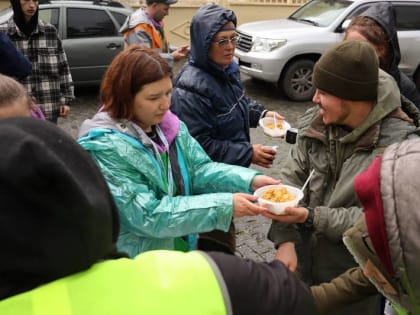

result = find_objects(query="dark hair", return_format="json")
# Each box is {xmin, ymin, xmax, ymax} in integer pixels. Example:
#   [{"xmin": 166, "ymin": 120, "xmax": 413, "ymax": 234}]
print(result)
[
  {"xmin": 344, "ymin": 16, "xmax": 392, "ymax": 72},
  {"xmin": 100, "ymin": 46, "xmax": 172, "ymax": 119}
]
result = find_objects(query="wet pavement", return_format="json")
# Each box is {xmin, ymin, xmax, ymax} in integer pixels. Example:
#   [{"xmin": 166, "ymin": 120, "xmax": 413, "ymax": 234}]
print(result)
[{"xmin": 58, "ymin": 72, "xmax": 313, "ymax": 262}]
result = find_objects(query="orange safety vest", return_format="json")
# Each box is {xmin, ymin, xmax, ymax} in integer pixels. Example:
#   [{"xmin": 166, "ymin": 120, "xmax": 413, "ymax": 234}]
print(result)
[{"xmin": 124, "ymin": 22, "xmax": 170, "ymax": 53}]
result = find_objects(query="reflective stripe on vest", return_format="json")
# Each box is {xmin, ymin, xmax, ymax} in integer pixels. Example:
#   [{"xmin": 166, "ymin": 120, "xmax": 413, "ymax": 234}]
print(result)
[{"xmin": 0, "ymin": 250, "xmax": 229, "ymax": 315}]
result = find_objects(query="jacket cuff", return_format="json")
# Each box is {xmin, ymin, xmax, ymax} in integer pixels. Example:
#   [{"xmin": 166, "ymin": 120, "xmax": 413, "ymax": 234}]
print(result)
[
  {"xmin": 315, "ymin": 206, "xmax": 327, "ymax": 233},
  {"xmin": 267, "ymin": 221, "xmax": 302, "ymax": 247},
  {"xmin": 260, "ymin": 110, "xmax": 268, "ymax": 119}
]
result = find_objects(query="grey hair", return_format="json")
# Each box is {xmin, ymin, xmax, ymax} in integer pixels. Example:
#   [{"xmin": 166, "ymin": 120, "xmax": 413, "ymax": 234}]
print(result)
[{"xmin": 0, "ymin": 74, "xmax": 30, "ymax": 109}]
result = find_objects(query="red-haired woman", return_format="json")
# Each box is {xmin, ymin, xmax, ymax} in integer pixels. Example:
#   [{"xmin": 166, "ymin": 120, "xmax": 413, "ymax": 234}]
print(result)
[{"xmin": 78, "ymin": 46, "xmax": 279, "ymax": 258}]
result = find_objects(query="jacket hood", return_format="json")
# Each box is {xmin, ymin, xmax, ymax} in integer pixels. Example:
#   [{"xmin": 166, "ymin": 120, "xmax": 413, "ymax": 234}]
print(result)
[
  {"xmin": 120, "ymin": 8, "xmax": 150, "ymax": 34},
  {"xmin": 188, "ymin": 4, "xmax": 236, "ymax": 73},
  {"xmin": 10, "ymin": 0, "xmax": 38, "ymax": 37},
  {"xmin": 340, "ymin": 70, "xmax": 401, "ymax": 144},
  {"xmin": 0, "ymin": 118, "xmax": 124, "ymax": 301},
  {"xmin": 78, "ymin": 110, "xmax": 180, "ymax": 153},
  {"xmin": 358, "ymin": 2, "xmax": 401, "ymax": 84},
  {"xmin": 345, "ymin": 138, "xmax": 420, "ymax": 313}
]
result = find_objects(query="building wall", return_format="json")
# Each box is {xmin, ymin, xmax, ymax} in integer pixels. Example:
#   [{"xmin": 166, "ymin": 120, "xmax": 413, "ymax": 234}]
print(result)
[
  {"xmin": 0, "ymin": 0, "xmax": 9, "ymax": 9},
  {"xmin": 138, "ymin": 0, "xmax": 303, "ymax": 46},
  {"xmin": 0, "ymin": 0, "xmax": 304, "ymax": 46}
]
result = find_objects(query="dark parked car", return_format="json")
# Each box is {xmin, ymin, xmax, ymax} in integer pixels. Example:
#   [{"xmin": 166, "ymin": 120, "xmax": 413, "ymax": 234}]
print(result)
[{"xmin": 0, "ymin": 0, "xmax": 132, "ymax": 85}]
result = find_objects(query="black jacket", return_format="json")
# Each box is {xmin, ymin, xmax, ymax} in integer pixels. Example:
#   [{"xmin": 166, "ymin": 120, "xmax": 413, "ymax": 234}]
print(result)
[
  {"xmin": 208, "ymin": 251, "xmax": 318, "ymax": 315},
  {"xmin": 360, "ymin": 2, "xmax": 420, "ymax": 108}
]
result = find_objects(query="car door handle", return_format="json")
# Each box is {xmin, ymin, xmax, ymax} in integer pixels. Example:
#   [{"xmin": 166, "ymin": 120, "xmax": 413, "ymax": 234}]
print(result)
[{"xmin": 106, "ymin": 43, "xmax": 121, "ymax": 49}]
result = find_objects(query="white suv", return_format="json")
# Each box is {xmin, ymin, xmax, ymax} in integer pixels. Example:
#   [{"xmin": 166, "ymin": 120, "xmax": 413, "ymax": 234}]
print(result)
[{"xmin": 235, "ymin": 0, "xmax": 420, "ymax": 101}]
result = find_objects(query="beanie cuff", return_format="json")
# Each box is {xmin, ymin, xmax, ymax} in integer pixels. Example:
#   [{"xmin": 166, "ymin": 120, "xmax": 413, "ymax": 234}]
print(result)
[{"xmin": 313, "ymin": 65, "xmax": 378, "ymax": 101}]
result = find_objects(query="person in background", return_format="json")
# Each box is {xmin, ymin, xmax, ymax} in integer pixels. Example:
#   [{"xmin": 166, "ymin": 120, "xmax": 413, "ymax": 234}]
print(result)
[
  {"xmin": 170, "ymin": 4, "xmax": 283, "ymax": 254},
  {"xmin": 0, "ymin": 35, "xmax": 45, "ymax": 120},
  {"xmin": 311, "ymin": 138, "xmax": 420, "ymax": 315},
  {"xmin": 265, "ymin": 40, "xmax": 419, "ymax": 315},
  {"xmin": 0, "ymin": 32, "xmax": 31, "ymax": 80},
  {"xmin": 78, "ymin": 46, "xmax": 279, "ymax": 258},
  {"xmin": 344, "ymin": 2, "xmax": 420, "ymax": 111},
  {"xmin": 120, "ymin": 0, "xmax": 189, "ymax": 68},
  {"xmin": 0, "ymin": 74, "xmax": 31, "ymax": 118},
  {"xmin": 0, "ymin": 0, "xmax": 74, "ymax": 123},
  {"xmin": 0, "ymin": 117, "xmax": 316, "ymax": 315}
]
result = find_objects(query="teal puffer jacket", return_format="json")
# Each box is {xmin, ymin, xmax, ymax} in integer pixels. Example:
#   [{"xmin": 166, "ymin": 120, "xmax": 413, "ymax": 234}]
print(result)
[{"xmin": 78, "ymin": 112, "xmax": 259, "ymax": 257}]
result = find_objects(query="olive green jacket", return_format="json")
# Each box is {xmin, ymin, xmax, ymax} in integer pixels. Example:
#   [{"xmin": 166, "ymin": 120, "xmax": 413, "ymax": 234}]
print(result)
[
  {"xmin": 312, "ymin": 137, "xmax": 420, "ymax": 315},
  {"xmin": 268, "ymin": 70, "xmax": 419, "ymax": 286},
  {"xmin": 311, "ymin": 267, "xmax": 377, "ymax": 315}
]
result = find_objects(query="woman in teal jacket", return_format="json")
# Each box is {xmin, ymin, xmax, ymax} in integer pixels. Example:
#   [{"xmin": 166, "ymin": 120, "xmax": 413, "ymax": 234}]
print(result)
[
  {"xmin": 78, "ymin": 46, "xmax": 278, "ymax": 258},
  {"xmin": 0, "ymin": 117, "xmax": 316, "ymax": 315}
]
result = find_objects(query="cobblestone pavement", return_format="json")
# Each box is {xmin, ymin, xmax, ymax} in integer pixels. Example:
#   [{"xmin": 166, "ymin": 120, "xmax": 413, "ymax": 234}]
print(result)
[{"xmin": 58, "ymin": 74, "xmax": 313, "ymax": 262}]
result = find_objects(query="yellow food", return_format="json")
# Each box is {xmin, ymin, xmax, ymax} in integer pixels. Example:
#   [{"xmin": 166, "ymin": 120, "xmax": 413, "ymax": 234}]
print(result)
[
  {"xmin": 261, "ymin": 187, "xmax": 295, "ymax": 202},
  {"xmin": 265, "ymin": 121, "xmax": 283, "ymax": 129}
]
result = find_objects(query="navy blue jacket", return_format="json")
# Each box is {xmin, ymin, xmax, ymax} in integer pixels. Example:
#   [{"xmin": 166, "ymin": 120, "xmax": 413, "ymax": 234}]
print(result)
[
  {"xmin": 170, "ymin": 4, "xmax": 265, "ymax": 167},
  {"xmin": 0, "ymin": 32, "xmax": 31, "ymax": 79}
]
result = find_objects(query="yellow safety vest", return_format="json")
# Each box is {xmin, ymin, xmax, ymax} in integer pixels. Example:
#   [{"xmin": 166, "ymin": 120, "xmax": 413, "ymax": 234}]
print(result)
[
  {"xmin": 393, "ymin": 304, "xmax": 408, "ymax": 315},
  {"xmin": 0, "ymin": 250, "xmax": 229, "ymax": 315}
]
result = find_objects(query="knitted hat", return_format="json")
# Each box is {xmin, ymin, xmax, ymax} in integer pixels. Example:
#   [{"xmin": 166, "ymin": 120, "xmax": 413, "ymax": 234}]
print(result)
[
  {"xmin": 313, "ymin": 40, "xmax": 379, "ymax": 101},
  {"xmin": 0, "ymin": 118, "xmax": 125, "ymax": 300}
]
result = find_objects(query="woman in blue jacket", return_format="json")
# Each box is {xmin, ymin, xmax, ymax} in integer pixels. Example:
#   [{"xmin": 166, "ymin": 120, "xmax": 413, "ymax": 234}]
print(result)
[
  {"xmin": 78, "ymin": 46, "xmax": 279, "ymax": 258},
  {"xmin": 170, "ymin": 4, "xmax": 284, "ymax": 254}
]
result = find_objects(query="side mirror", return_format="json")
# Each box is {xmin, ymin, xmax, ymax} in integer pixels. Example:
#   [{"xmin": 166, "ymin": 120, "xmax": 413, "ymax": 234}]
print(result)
[{"xmin": 341, "ymin": 19, "xmax": 352, "ymax": 31}]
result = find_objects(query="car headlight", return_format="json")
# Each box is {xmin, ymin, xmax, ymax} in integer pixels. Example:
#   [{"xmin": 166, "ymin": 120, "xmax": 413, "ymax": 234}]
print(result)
[{"xmin": 251, "ymin": 37, "xmax": 287, "ymax": 52}]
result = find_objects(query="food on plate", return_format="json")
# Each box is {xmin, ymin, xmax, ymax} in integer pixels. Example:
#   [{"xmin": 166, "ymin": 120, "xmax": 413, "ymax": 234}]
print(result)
[
  {"xmin": 265, "ymin": 120, "xmax": 283, "ymax": 130},
  {"xmin": 261, "ymin": 187, "xmax": 295, "ymax": 202}
]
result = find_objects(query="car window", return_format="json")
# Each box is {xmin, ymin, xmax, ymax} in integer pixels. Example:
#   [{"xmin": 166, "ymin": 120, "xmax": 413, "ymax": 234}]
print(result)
[
  {"xmin": 110, "ymin": 11, "xmax": 128, "ymax": 27},
  {"xmin": 394, "ymin": 5, "xmax": 420, "ymax": 30},
  {"xmin": 289, "ymin": 0, "xmax": 352, "ymax": 27},
  {"xmin": 0, "ymin": 8, "xmax": 12, "ymax": 23},
  {"xmin": 66, "ymin": 8, "xmax": 117, "ymax": 38},
  {"xmin": 39, "ymin": 8, "xmax": 59, "ymax": 31},
  {"xmin": 345, "ymin": 4, "xmax": 372, "ymax": 19}
]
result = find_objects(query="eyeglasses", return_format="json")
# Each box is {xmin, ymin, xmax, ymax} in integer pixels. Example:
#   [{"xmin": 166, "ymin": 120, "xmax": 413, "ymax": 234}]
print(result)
[{"xmin": 212, "ymin": 35, "xmax": 240, "ymax": 47}]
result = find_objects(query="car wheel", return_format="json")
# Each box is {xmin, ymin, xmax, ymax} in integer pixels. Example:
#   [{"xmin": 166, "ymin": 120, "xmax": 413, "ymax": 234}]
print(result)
[{"xmin": 280, "ymin": 59, "xmax": 315, "ymax": 102}]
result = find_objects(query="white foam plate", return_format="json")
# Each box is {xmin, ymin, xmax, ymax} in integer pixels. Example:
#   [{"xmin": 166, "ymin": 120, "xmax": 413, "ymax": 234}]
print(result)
[{"xmin": 259, "ymin": 117, "xmax": 291, "ymax": 137}]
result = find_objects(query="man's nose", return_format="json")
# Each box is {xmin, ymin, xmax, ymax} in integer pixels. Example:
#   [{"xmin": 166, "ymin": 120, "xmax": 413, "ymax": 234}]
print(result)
[{"xmin": 312, "ymin": 89, "xmax": 320, "ymax": 103}]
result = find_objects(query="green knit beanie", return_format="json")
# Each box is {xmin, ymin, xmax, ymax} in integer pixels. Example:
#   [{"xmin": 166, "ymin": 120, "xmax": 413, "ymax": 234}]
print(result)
[{"xmin": 313, "ymin": 40, "xmax": 379, "ymax": 101}]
